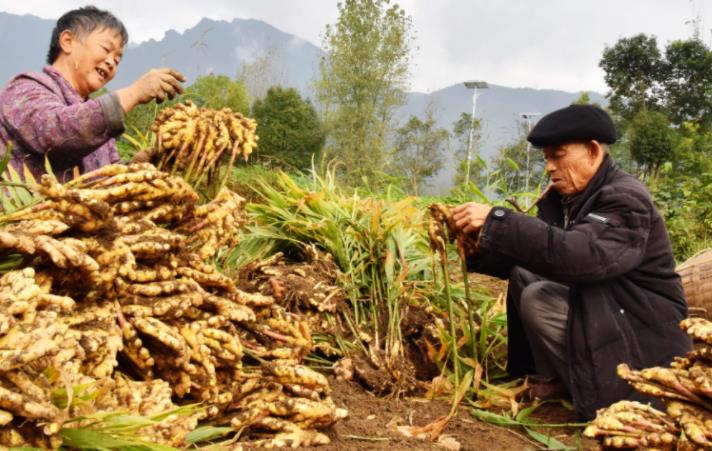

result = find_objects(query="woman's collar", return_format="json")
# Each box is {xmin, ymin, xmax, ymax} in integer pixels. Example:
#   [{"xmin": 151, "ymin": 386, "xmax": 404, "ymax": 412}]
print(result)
[{"xmin": 44, "ymin": 65, "xmax": 85, "ymax": 102}]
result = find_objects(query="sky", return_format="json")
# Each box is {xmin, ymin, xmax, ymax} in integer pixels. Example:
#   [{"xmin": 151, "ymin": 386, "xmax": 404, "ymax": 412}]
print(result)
[{"xmin": 1, "ymin": 0, "xmax": 710, "ymax": 94}]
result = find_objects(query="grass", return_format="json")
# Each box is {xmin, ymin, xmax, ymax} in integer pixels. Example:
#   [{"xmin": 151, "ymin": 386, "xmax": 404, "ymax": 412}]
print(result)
[
  {"xmin": 226, "ymin": 167, "xmax": 434, "ymax": 382},
  {"xmin": 470, "ymin": 399, "xmax": 587, "ymax": 450},
  {"xmin": 225, "ymin": 166, "xmax": 510, "ymax": 400}
]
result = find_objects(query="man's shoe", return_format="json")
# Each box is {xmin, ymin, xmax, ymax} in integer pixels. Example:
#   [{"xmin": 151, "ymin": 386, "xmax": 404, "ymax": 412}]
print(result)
[{"xmin": 523, "ymin": 377, "xmax": 570, "ymax": 401}]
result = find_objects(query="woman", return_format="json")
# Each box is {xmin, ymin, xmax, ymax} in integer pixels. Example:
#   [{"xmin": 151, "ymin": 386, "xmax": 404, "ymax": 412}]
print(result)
[{"xmin": 0, "ymin": 6, "xmax": 185, "ymax": 181}]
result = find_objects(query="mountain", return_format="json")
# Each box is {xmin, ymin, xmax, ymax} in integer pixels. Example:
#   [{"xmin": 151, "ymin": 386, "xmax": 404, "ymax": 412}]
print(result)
[
  {"xmin": 0, "ymin": 12, "xmax": 607, "ymax": 193},
  {"xmin": 0, "ymin": 13, "xmax": 323, "ymax": 93},
  {"xmin": 0, "ymin": 12, "xmax": 55, "ymax": 82},
  {"xmin": 111, "ymin": 18, "xmax": 323, "ymax": 93}
]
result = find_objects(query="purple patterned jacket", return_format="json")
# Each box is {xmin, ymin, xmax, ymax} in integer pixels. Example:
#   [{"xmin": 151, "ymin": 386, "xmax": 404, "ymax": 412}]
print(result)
[{"xmin": 0, "ymin": 66, "xmax": 125, "ymax": 182}]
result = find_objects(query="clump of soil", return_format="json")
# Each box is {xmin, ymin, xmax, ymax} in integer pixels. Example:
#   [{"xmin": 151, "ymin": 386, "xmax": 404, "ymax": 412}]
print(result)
[{"xmin": 236, "ymin": 247, "xmax": 441, "ymax": 394}]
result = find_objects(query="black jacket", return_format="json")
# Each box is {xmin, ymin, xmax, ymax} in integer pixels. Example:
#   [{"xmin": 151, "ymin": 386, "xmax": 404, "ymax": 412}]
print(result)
[{"xmin": 468, "ymin": 156, "xmax": 691, "ymax": 420}]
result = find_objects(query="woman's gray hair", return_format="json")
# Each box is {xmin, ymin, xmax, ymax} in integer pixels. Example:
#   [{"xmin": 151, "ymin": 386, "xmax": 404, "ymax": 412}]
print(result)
[{"xmin": 47, "ymin": 6, "xmax": 128, "ymax": 64}]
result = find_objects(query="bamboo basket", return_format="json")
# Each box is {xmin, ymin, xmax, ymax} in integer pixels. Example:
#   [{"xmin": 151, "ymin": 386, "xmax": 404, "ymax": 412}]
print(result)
[{"xmin": 678, "ymin": 248, "xmax": 712, "ymax": 316}]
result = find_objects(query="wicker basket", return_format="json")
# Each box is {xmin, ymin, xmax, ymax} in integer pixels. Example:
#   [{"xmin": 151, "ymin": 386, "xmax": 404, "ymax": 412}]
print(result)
[{"xmin": 678, "ymin": 248, "xmax": 712, "ymax": 316}]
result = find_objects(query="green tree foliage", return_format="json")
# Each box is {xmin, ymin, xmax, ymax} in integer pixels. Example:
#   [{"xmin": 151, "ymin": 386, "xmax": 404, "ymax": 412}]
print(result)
[
  {"xmin": 390, "ymin": 108, "xmax": 449, "ymax": 195},
  {"xmin": 674, "ymin": 122, "xmax": 712, "ymax": 175},
  {"xmin": 651, "ymin": 123, "xmax": 712, "ymax": 260},
  {"xmin": 600, "ymin": 34, "xmax": 712, "ymax": 129},
  {"xmin": 571, "ymin": 91, "xmax": 602, "ymax": 108},
  {"xmin": 600, "ymin": 34, "xmax": 663, "ymax": 122},
  {"xmin": 316, "ymin": 0, "xmax": 415, "ymax": 184},
  {"xmin": 490, "ymin": 123, "xmax": 546, "ymax": 196},
  {"xmin": 602, "ymin": 35, "xmax": 712, "ymax": 258},
  {"xmin": 653, "ymin": 165, "xmax": 712, "ymax": 260},
  {"xmin": 628, "ymin": 110, "xmax": 678, "ymax": 179},
  {"xmin": 252, "ymin": 86, "xmax": 325, "ymax": 170},
  {"xmin": 451, "ymin": 113, "xmax": 486, "ymax": 187},
  {"xmin": 185, "ymin": 74, "xmax": 249, "ymax": 113},
  {"xmin": 490, "ymin": 137, "xmax": 528, "ymax": 195},
  {"xmin": 661, "ymin": 39, "xmax": 712, "ymax": 128},
  {"xmin": 123, "ymin": 102, "xmax": 163, "ymax": 140},
  {"xmin": 572, "ymin": 91, "xmax": 592, "ymax": 105}
]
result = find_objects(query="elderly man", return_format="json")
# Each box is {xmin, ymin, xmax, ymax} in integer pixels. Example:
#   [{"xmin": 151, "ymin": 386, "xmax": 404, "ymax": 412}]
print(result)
[{"xmin": 453, "ymin": 104, "xmax": 691, "ymax": 420}]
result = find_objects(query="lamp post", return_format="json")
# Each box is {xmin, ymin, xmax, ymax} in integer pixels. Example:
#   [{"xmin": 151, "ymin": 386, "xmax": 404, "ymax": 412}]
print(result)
[
  {"xmin": 463, "ymin": 81, "xmax": 488, "ymax": 185},
  {"xmin": 520, "ymin": 112, "xmax": 541, "ymax": 194}
]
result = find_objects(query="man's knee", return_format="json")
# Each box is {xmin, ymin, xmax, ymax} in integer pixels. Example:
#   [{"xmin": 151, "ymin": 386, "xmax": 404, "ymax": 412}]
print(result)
[
  {"xmin": 519, "ymin": 281, "xmax": 569, "ymax": 332},
  {"xmin": 508, "ymin": 266, "xmax": 540, "ymax": 312},
  {"xmin": 509, "ymin": 266, "xmax": 535, "ymax": 290},
  {"xmin": 520, "ymin": 281, "xmax": 551, "ymax": 322}
]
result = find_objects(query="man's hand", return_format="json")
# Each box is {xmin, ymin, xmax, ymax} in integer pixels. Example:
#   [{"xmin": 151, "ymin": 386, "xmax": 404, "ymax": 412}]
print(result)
[
  {"xmin": 452, "ymin": 202, "xmax": 492, "ymax": 234},
  {"xmin": 117, "ymin": 68, "xmax": 186, "ymax": 112}
]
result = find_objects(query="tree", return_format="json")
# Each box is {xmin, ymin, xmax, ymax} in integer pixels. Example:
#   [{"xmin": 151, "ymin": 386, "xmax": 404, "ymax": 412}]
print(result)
[
  {"xmin": 185, "ymin": 75, "xmax": 249, "ymax": 114},
  {"xmin": 571, "ymin": 91, "xmax": 601, "ymax": 107},
  {"xmin": 390, "ymin": 108, "xmax": 449, "ymax": 195},
  {"xmin": 252, "ymin": 86, "xmax": 325, "ymax": 170},
  {"xmin": 661, "ymin": 39, "xmax": 712, "ymax": 128},
  {"xmin": 316, "ymin": 0, "xmax": 415, "ymax": 184},
  {"xmin": 572, "ymin": 91, "xmax": 592, "ymax": 105},
  {"xmin": 672, "ymin": 122, "xmax": 712, "ymax": 176},
  {"xmin": 490, "ymin": 123, "xmax": 546, "ymax": 195},
  {"xmin": 238, "ymin": 47, "xmax": 287, "ymax": 101},
  {"xmin": 490, "ymin": 138, "xmax": 527, "ymax": 195},
  {"xmin": 600, "ymin": 35, "xmax": 712, "ymax": 129},
  {"xmin": 600, "ymin": 34, "xmax": 712, "ymax": 258},
  {"xmin": 599, "ymin": 34, "xmax": 663, "ymax": 122},
  {"xmin": 451, "ymin": 112, "xmax": 485, "ymax": 187},
  {"xmin": 628, "ymin": 110, "xmax": 678, "ymax": 179}
]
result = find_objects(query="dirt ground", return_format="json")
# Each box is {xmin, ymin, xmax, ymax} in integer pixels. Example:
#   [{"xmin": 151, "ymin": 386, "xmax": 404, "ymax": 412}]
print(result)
[
  {"xmin": 255, "ymin": 266, "xmax": 599, "ymax": 449},
  {"xmin": 302, "ymin": 275, "xmax": 599, "ymax": 450},
  {"xmin": 303, "ymin": 378, "xmax": 599, "ymax": 451}
]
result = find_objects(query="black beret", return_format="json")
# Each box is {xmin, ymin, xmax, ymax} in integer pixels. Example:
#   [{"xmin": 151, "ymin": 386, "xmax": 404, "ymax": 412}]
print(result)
[{"xmin": 527, "ymin": 104, "xmax": 617, "ymax": 147}]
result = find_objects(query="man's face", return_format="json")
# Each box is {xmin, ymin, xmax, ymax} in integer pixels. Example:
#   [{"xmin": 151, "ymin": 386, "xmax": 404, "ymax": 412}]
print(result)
[{"xmin": 543, "ymin": 141, "xmax": 601, "ymax": 197}]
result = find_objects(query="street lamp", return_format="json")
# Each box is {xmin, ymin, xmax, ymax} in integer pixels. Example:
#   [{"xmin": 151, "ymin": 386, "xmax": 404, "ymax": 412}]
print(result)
[
  {"xmin": 463, "ymin": 81, "xmax": 488, "ymax": 185},
  {"xmin": 520, "ymin": 112, "xmax": 541, "ymax": 194}
]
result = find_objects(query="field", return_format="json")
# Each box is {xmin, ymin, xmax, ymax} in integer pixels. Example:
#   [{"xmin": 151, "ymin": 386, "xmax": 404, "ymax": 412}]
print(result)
[
  {"xmin": 0, "ymin": 155, "xmax": 596, "ymax": 449},
  {"xmin": 1, "ymin": 99, "xmax": 711, "ymax": 450}
]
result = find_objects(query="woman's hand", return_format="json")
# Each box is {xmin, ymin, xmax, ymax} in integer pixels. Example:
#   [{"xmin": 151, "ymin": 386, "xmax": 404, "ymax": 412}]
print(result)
[
  {"xmin": 117, "ymin": 68, "xmax": 186, "ymax": 112},
  {"xmin": 452, "ymin": 202, "xmax": 492, "ymax": 234},
  {"xmin": 130, "ymin": 147, "xmax": 157, "ymax": 164}
]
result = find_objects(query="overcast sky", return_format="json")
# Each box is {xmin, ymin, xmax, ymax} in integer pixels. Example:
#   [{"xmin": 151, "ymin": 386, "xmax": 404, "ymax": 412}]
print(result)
[{"xmin": 1, "ymin": 0, "xmax": 709, "ymax": 94}]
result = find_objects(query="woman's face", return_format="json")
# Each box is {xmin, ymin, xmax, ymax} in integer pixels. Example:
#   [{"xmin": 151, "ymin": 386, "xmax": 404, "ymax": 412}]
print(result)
[{"xmin": 64, "ymin": 28, "xmax": 124, "ymax": 97}]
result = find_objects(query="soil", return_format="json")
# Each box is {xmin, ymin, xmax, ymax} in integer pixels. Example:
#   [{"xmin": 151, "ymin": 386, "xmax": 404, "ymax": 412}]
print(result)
[
  {"xmin": 299, "ymin": 274, "xmax": 599, "ymax": 450},
  {"xmin": 297, "ymin": 378, "xmax": 600, "ymax": 451},
  {"xmin": 247, "ymin": 261, "xmax": 599, "ymax": 449}
]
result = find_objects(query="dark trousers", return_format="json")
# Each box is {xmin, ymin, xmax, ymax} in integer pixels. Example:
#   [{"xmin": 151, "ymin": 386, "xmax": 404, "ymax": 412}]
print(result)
[{"xmin": 508, "ymin": 266, "xmax": 570, "ymax": 388}]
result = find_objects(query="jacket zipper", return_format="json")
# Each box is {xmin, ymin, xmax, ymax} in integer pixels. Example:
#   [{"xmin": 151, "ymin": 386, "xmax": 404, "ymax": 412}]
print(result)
[{"xmin": 564, "ymin": 205, "xmax": 570, "ymax": 229}]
